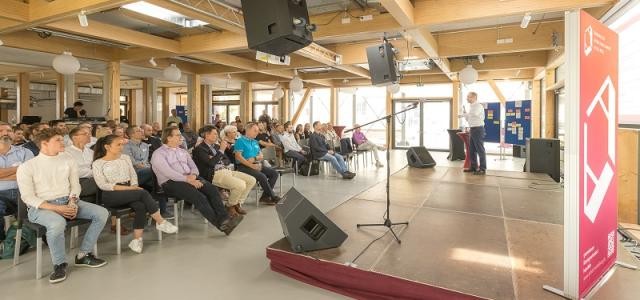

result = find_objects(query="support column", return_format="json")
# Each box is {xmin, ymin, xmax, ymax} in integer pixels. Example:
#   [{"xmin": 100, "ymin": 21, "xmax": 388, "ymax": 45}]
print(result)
[
  {"xmin": 162, "ymin": 87, "xmax": 170, "ymax": 127},
  {"xmin": 56, "ymin": 74, "xmax": 65, "ymax": 119},
  {"xmin": 202, "ymin": 84, "xmax": 212, "ymax": 125},
  {"xmin": 240, "ymin": 82, "xmax": 252, "ymax": 122},
  {"xmin": 65, "ymin": 75, "xmax": 76, "ymax": 112},
  {"xmin": 129, "ymin": 88, "xmax": 138, "ymax": 125},
  {"xmin": 543, "ymin": 69, "xmax": 556, "ymax": 138},
  {"xmin": 330, "ymin": 87, "xmax": 337, "ymax": 124},
  {"xmin": 187, "ymin": 74, "xmax": 202, "ymax": 130},
  {"xmin": 106, "ymin": 62, "xmax": 121, "ymax": 121},
  {"xmin": 17, "ymin": 72, "xmax": 30, "ymax": 119},
  {"xmin": 143, "ymin": 78, "xmax": 157, "ymax": 124},
  {"xmin": 532, "ymin": 80, "xmax": 542, "ymax": 138},
  {"xmin": 281, "ymin": 89, "xmax": 290, "ymax": 121},
  {"xmin": 452, "ymin": 81, "xmax": 460, "ymax": 129}
]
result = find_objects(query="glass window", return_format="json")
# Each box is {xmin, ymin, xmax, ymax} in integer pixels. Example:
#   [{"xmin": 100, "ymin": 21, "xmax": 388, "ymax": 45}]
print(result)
[
  {"xmin": 460, "ymin": 81, "xmax": 499, "ymax": 103},
  {"xmin": 253, "ymin": 103, "xmax": 279, "ymax": 121},
  {"xmin": 291, "ymin": 89, "xmax": 310, "ymax": 126},
  {"xmin": 311, "ymin": 88, "xmax": 330, "ymax": 123},
  {"xmin": 337, "ymin": 88, "xmax": 354, "ymax": 127},
  {"xmin": 397, "ymin": 83, "xmax": 453, "ymax": 98},
  {"xmin": 610, "ymin": 3, "xmax": 640, "ymax": 124},
  {"xmin": 354, "ymin": 86, "xmax": 387, "ymax": 144},
  {"xmin": 495, "ymin": 80, "xmax": 531, "ymax": 101},
  {"xmin": 213, "ymin": 95, "xmax": 240, "ymax": 101}
]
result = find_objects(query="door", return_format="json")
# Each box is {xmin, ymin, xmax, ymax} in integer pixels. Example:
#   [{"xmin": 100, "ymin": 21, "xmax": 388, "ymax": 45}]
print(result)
[{"xmin": 393, "ymin": 99, "xmax": 451, "ymax": 150}]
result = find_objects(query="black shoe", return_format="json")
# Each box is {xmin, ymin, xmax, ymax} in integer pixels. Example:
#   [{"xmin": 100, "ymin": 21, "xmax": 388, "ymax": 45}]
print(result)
[
  {"xmin": 259, "ymin": 196, "xmax": 277, "ymax": 206},
  {"xmin": 473, "ymin": 170, "xmax": 486, "ymax": 176},
  {"xmin": 463, "ymin": 169, "xmax": 477, "ymax": 173},
  {"xmin": 342, "ymin": 173, "xmax": 355, "ymax": 180},
  {"xmin": 345, "ymin": 171, "xmax": 356, "ymax": 175},
  {"xmin": 75, "ymin": 253, "xmax": 107, "ymax": 268},
  {"xmin": 49, "ymin": 263, "xmax": 67, "ymax": 284},
  {"xmin": 220, "ymin": 215, "xmax": 244, "ymax": 235},
  {"xmin": 271, "ymin": 196, "xmax": 282, "ymax": 203}
]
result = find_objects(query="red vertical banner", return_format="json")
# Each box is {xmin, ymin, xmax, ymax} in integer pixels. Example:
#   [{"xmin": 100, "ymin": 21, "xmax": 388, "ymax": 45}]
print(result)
[{"xmin": 578, "ymin": 10, "xmax": 618, "ymax": 297}]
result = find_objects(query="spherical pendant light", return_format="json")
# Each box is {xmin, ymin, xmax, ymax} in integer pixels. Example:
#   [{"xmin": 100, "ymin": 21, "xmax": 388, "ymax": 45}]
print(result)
[
  {"xmin": 163, "ymin": 64, "xmax": 182, "ymax": 81},
  {"xmin": 272, "ymin": 85, "xmax": 285, "ymax": 100},
  {"xmin": 290, "ymin": 75, "xmax": 304, "ymax": 93},
  {"xmin": 52, "ymin": 52, "xmax": 80, "ymax": 75},
  {"xmin": 459, "ymin": 65, "xmax": 479, "ymax": 85}
]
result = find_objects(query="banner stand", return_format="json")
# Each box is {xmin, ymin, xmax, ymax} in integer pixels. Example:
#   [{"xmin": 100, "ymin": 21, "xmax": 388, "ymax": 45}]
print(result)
[{"xmin": 542, "ymin": 9, "xmax": 636, "ymax": 300}]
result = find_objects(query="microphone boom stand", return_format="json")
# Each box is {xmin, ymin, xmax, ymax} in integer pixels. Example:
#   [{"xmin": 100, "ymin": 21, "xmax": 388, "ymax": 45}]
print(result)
[{"xmin": 344, "ymin": 103, "xmax": 418, "ymax": 244}]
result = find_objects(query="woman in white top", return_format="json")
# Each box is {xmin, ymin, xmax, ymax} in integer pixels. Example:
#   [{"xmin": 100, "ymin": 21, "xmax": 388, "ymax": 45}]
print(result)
[{"xmin": 92, "ymin": 135, "xmax": 177, "ymax": 253}]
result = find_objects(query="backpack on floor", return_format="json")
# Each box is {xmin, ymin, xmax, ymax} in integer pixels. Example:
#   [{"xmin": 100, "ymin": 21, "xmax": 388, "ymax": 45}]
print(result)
[
  {"xmin": 1, "ymin": 224, "xmax": 36, "ymax": 259},
  {"xmin": 298, "ymin": 160, "xmax": 319, "ymax": 176}
]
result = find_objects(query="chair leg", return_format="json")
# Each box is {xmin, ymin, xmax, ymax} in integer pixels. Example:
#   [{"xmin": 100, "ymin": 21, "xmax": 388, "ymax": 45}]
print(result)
[
  {"xmin": 157, "ymin": 226, "xmax": 162, "ymax": 241},
  {"xmin": 93, "ymin": 244, "xmax": 98, "ymax": 257},
  {"xmin": 69, "ymin": 226, "xmax": 77, "ymax": 249},
  {"xmin": 36, "ymin": 237, "xmax": 42, "ymax": 280},
  {"xmin": 180, "ymin": 200, "xmax": 184, "ymax": 218},
  {"xmin": 116, "ymin": 218, "xmax": 122, "ymax": 255},
  {"xmin": 279, "ymin": 174, "xmax": 283, "ymax": 197},
  {"xmin": 173, "ymin": 202, "xmax": 180, "ymax": 231},
  {"xmin": 13, "ymin": 228, "xmax": 22, "ymax": 266},
  {"xmin": 255, "ymin": 189, "xmax": 259, "ymax": 207}
]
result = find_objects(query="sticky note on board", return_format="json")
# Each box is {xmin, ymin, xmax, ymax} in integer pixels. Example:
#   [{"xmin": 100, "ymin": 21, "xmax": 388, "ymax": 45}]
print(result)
[
  {"xmin": 516, "ymin": 109, "xmax": 521, "ymax": 119},
  {"xmin": 518, "ymin": 127, "xmax": 524, "ymax": 140},
  {"xmin": 512, "ymin": 127, "xmax": 517, "ymax": 134},
  {"xmin": 494, "ymin": 121, "xmax": 500, "ymax": 125},
  {"xmin": 516, "ymin": 101, "xmax": 522, "ymax": 108}
]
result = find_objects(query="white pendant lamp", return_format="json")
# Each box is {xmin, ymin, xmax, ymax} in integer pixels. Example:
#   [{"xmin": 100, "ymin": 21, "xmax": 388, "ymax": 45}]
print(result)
[
  {"xmin": 459, "ymin": 65, "xmax": 478, "ymax": 85},
  {"xmin": 272, "ymin": 85, "xmax": 285, "ymax": 100},
  {"xmin": 387, "ymin": 82, "xmax": 400, "ymax": 94},
  {"xmin": 52, "ymin": 52, "xmax": 81, "ymax": 75},
  {"xmin": 163, "ymin": 64, "xmax": 182, "ymax": 81},
  {"xmin": 290, "ymin": 70, "xmax": 303, "ymax": 93}
]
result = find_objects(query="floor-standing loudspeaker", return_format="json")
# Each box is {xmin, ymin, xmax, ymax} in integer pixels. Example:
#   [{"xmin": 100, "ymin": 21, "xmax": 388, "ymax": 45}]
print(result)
[
  {"xmin": 366, "ymin": 43, "xmax": 399, "ymax": 85},
  {"xmin": 276, "ymin": 188, "xmax": 348, "ymax": 253},
  {"xmin": 240, "ymin": 0, "xmax": 313, "ymax": 56},
  {"xmin": 406, "ymin": 146, "xmax": 436, "ymax": 168},
  {"xmin": 526, "ymin": 138, "xmax": 561, "ymax": 182}
]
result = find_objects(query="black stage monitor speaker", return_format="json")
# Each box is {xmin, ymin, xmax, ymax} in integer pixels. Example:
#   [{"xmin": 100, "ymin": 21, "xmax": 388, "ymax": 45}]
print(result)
[
  {"xmin": 241, "ymin": 0, "xmax": 313, "ymax": 57},
  {"xmin": 276, "ymin": 188, "xmax": 347, "ymax": 253},
  {"xmin": 366, "ymin": 43, "xmax": 399, "ymax": 86},
  {"xmin": 407, "ymin": 146, "xmax": 436, "ymax": 168},
  {"xmin": 526, "ymin": 138, "xmax": 561, "ymax": 182}
]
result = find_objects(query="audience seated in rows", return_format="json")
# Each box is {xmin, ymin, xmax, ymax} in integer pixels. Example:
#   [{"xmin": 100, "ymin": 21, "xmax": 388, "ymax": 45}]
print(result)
[
  {"xmin": 278, "ymin": 122, "xmax": 307, "ymax": 170},
  {"xmin": 151, "ymin": 127, "xmax": 243, "ymax": 235},
  {"xmin": 16, "ymin": 128, "xmax": 109, "ymax": 284},
  {"xmin": 92, "ymin": 135, "xmax": 177, "ymax": 254},
  {"xmin": 193, "ymin": 125, "xmax": 255, "ymax": 216},
  {"xmin": 309, "ymin": 121, "xmax": 355, "ymax": 180},
  {"xmin": 233, "ymin": 123, "xmax": 280, "ymax": 205},
  {"xmin": 0, "ymin": 132, "xmax": 34, "ymax": 242}
]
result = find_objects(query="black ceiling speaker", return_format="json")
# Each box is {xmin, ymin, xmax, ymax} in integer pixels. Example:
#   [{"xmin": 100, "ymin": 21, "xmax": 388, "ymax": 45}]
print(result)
[
  {"xmin": 241, "ymin": 0, "xmax": 315, "ymax": 57},
  {"xmin": 366, "ymin": 42, "xmax": 399, "ymax": 86}
]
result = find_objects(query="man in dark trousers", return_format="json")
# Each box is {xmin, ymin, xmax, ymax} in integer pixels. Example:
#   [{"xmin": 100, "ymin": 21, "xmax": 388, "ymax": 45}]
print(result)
[
  {"xmin": 462, "ymin": 92, "xmax": 487, "ymax": 175},
  {"xmin": 309, "ymin": 121, "xmax": 355, "ymax": 180}
]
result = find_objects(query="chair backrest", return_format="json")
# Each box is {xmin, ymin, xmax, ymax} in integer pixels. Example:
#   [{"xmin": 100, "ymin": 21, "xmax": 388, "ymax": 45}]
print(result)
[
  {"xmin": 262, "ymin": 146, "xmax": 277, "ymax": 161},
  {"xmin": 298, "ymin": 138, "xmax": 309, "ymax": 148},
  {"xmin": 16, "ymin": 191, "xmax": 28, "ymax": 225}
]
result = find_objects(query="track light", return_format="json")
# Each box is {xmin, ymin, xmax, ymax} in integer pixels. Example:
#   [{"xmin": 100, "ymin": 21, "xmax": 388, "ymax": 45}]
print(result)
[
  {"xmin": 478, "ymin": 55, "xmax": 484, "ymax": 64},
  {"xmin": 149, "ymin": 57, "xmax": 157, "ymax": 67},
  {"xmin": 520, "ymin": 13, "xmax": 532, "ymax": 29},
  {"xmin": 78, "ymin": 11, "xmax": 89, "ymax": 27}
]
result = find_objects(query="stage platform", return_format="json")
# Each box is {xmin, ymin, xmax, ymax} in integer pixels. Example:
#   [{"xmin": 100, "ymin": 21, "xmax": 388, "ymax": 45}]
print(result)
[{"xmin": 266, "ymin": 166, "xmax": 640, "ymax": 299}]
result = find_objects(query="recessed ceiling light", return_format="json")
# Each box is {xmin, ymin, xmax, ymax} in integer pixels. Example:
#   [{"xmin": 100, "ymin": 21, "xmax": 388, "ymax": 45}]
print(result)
[{"xmin": 123, "ymin": 1, "xmax": 208, "ymax": 28}]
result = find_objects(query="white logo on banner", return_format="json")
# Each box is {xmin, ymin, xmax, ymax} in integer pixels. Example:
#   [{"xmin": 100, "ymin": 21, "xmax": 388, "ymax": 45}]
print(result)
[
  {"xmin": 584, "ymin": 26, "xmax": 594, "ymax": 56},
  {"xmin": 583, "ymin": 76, "xmax": 616, "ymax": 223}
]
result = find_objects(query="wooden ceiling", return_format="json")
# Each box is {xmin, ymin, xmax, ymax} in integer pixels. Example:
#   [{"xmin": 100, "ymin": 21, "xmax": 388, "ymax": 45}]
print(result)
[{"xmin": 0, "ymin": 0, "xmax": 618, "ymax": 89}]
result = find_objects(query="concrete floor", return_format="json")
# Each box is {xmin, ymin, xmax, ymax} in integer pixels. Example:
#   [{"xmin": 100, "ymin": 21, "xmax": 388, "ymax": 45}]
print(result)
[{"xmin": 0, "ymin": 150, "xmax": 526, "ymax": 300}]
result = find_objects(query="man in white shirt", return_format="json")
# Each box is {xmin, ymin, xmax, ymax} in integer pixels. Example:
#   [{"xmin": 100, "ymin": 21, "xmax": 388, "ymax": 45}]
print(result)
[
  {"xmin": 279, "ymin": 122, "xmax": 307, "ymax": 170},
  {"xmin": 462, "ymin": 92, "xmax": 487, "ymax": 175},
  {"xmin": 17, "ymin": 128, "xmax": 109, "ymax": 283},
  {"xmin": 65, "ymin": 127, "xmax": 97, "ymax": 198}
]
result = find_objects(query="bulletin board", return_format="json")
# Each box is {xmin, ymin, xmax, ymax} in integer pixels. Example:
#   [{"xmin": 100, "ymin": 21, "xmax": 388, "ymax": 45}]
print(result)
[
  {"xmin": 504, "ymin": 100, "xmax": 531, "ymax": 146},
  {"xmin": 483, "ymin": 102, "xmax": 501, "ymax": 143}
]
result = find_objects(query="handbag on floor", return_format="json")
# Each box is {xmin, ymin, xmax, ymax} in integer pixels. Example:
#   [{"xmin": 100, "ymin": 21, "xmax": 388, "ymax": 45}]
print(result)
[
  {"xmin": 1, "ymin": 224, "xmax": 36, "ymax": 259},
  {"xmin": 298, "ymin": 160, "xmax": 319, "ymax": 176}
]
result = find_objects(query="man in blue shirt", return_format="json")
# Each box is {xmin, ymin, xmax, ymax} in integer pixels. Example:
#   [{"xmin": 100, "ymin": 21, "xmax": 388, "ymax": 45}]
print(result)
[
  {"xmin": 234, "ymin": 123, "xmax": 280, "ymax": 205},
  {"xmin": 0, "ymin": 131, "xmax": 34, "ymax": 241}
]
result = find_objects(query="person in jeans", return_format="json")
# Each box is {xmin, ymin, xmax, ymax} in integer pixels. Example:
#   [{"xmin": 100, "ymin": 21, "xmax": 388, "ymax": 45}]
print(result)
[
  {"xmin": 234, "ymin": 123, "xmax": 280, "ymax": 205},
  {"xmin": 309, "ymin": 121, "xmax": 355, "ymax": 180},
  {"xmin": 151, "ymin": 127, "xmax": 243, "ymax": 235},
  {"xmin": 16, "ymin": 128, "xmax": 109, "ymax": 284},
  {"xmin": 352, "ymin": 124, "xmax": 386, "ymax": 168},
  {"xmin": 0, "ymin": 133, "xmax": 34, "ymax": 242},
  {"xmin": 193, "ymin": 125, "xmax": 255, "ymax": 216},
  {"xmin": 93, "ymin": 135, "xmax": 177, "ymax": 253},
  {"xmin": 462, "ymin": 92, "xmax": 487, "ymax": 175},
  {"xmin": 278, "ymin": 122, "xmax": 306, "ymax": 170}
]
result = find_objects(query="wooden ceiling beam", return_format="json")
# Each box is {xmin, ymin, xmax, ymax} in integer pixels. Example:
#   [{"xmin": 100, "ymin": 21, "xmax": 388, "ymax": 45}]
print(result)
[
  {"xmin": 0, "ymin": 0, "xmax": 29, "ymax": 22},
  {"xmin": 300, "ymin": 71, "xmax": 361, "ymax": 81},
  {"xmin": 0, "ymin": 31, "xmax": 116, "ymax": 61},
  {"xmin": 413, "ymin": 0, "xmax": 615, "ymax": 26},
  {"xmin": 45, "ymin": 18, "xmax": 181, "ymax": 53},
  {"xmin": 0, "ymin": 0, "xmax": 138, "ymax": 33},
  {"xmin": 449, "ymin": 51, "xmax": 548, "ymax": 72},
  {"xmin": 437, "ymin": 21, "xmax": 564, "ymax": 58},
  {"xmin": 147, "ymin": 0, "xmax": 245, "ymax": 34}
]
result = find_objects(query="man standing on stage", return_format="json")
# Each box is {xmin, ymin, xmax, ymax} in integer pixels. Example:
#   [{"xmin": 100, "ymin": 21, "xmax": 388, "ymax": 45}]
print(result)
[{"xmin": 463, "ymin": 92, "xmax": 486, "ymax": 175}]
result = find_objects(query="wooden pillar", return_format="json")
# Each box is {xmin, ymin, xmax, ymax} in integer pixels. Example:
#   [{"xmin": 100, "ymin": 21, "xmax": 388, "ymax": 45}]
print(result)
[
  {"xmin": 281, "ymin": 89, "xmax": 290, "ymax": 121},
  {"xmin": 543, "ymin": 69, "xmax": 556, "ymax": 138},
  {"xmin": 330, "ymin": 87, "xmax": 337, "ymax": 124},
  {"xmin": 188, "ymin": 74, "xmax": 202, "ymax": 130},
  {"xmin": 532, "ymin": 80, "xmax": 542, "ymax": 138},
  {"xmin": 107, "ymin": 62, "xmax": 120, "ymax": 121},
  {"xmin": 17, "ymin": 72, "xmax": 30, "ymax": 119},
  {"xmin": 202, "ymin": 84, "xmax": 212, "ymax": 125},
  {"xmin": 240, "ymin": 82, "xmax": 252, "ymax": 122},
  {"xmin": 129, "ymin": 88, "xmax": 138, "ymax": 125},
  {"xmin": 452, "ymin": 81, "xmax": 460, "ymax": 129},
  {"xmin": 161, "ymin": 87, "xmax": 170, "ymax": 127},
  {"xmin": 56, "ymin": 74, "xmax": 65, "ymax": 119}
]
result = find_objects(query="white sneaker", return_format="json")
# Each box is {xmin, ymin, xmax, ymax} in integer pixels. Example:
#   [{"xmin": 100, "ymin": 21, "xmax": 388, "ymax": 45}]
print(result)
[
  {"xmin": 128, "ymin": 238, "xmax": 143, "ymax": 254},
  {"xmin": 156, "ymin": 220, "xmax": 178, "ymax": 234},
  {"xmin": 375, "ymin": 161, "xmax": 384, "ymax": 168}
]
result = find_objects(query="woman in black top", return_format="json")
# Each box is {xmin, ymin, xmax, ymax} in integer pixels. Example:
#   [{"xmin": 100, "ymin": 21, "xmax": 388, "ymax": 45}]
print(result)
[{"xmin": 294, "ymin": 124, "xmax": 304, "ymax": 141}]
